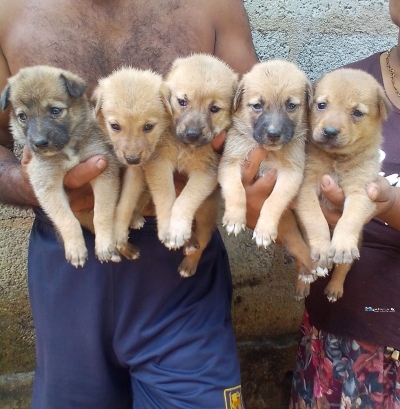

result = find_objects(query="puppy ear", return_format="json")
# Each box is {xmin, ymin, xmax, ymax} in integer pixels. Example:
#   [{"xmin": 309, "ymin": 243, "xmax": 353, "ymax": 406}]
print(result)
[
  {"xmin": 60, "ymin": 72, "xmax": 87, "ymax": 98},
  {"xmin": 91, "ymin": 86, "xmax": 103, "ymax": 117},
  {"xmin": 377, "ymin": 85, "xmax": 392, "ymax": 121},
  {"xmin": 0, "ymin": 83, "xmax": 11, "ymax": 111},
  {"xmin": 305, "ymin": 80, "xmax": 313, "ymax": 110},
  {"xmin": 160, "ymin": 82, "xmax": 173, "ymax": 116},
  {"xmin": 232, "ymin": 79, "xmax": 245, "ymax": 112}
]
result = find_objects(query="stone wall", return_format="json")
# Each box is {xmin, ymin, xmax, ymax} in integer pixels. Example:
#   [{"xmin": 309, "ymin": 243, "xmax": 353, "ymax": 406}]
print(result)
[{"xmin": 0, "ymin": 0, "xmax": 397, "ymax": 407}]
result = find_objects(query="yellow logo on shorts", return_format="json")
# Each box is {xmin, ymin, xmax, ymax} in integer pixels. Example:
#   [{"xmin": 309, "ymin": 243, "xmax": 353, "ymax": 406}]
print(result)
[{"xmin": 224, "ymin": 385, "xmax": 244, "ymax": 409}]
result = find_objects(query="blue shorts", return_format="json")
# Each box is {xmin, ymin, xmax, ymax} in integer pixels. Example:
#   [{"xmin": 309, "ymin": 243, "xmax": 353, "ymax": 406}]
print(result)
[{"xmin": 28, "ymin": 213, "xmax": 242, "ymax": 409}]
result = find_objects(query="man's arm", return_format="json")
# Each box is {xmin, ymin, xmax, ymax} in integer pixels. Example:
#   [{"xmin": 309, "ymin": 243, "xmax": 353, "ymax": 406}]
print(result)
[{"xmin": 212, "ymin": 0, "xmax": 259, "ymax": 75}]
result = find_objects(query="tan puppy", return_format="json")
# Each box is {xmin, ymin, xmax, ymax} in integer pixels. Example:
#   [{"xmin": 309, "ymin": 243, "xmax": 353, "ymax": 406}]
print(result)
[
  {"xmin": 219, "ymin": 60, "xmax": 325, "ymax": 295},
  {"xmin": 296, "ymin": 68, "xmax": 391, "ymax": 301},
  {"xmin": 0, "ymin": 66, "xmax": 121, "ymax": 267},
  {"xmin": 92, "ymin": 68, "xmax": 168, "ymax": 260},
  {"xmin": 150, "ymin": 53, "xmax": 238, "ymax": 276}
]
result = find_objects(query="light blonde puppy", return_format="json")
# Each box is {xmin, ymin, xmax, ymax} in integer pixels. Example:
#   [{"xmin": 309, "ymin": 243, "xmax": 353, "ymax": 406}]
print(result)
[
  {"xmin": 296, "ymin": 68, "xmax": 391, "ymax": 301},
  {"xmin": 93, "ymin": 68, "xmax": 169, "ymax": 260},
  {"xmin": 1, "ymin": 66, "xmax": 121, "ymax": 267},
  {"xmin": 219, "ymin": 60, "xmax": 325, "ymax": 296},
  {"xmin": 149, "ymin": 53, "xmax": 238, "ymax": 276}
]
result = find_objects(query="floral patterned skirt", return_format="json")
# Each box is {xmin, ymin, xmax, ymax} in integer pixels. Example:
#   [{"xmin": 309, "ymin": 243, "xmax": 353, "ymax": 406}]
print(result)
[{"xmin": 290, "ymin": 310, "xmax": 400, "ymax": 409}]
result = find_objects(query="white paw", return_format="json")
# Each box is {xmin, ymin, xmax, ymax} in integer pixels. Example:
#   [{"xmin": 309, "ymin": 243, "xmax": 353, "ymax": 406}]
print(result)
[
  {"xmin": 65, "ymin": 242, "xmax": 88, "ymax": 268},
  {"xmin": 252, "ymin": 224, "xmax": 277, "ymax": 248},
  {"xmin": 130, "ymin": 213, "xmax": 146, "ymax": 230},
  {"xmin": 222, "ymin": 210, "xmax": 246, "ymax": 236}
]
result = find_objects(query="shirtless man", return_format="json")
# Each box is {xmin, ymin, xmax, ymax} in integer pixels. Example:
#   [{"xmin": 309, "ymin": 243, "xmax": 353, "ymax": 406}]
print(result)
[{"xmin": 0, "ymin": 1, "xmax": 260, "ymax": 408}]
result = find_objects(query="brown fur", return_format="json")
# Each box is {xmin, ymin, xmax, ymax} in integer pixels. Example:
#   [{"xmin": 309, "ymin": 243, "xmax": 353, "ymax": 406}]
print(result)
[
  {"xmin": 0, "ymin": 65, "xmax": 121, "ymax": 267},
  {"xmin": 218, "ymin": 60, "xmax": 326, "ymax": 300},
  {"xmin": 295, "ymin": 68, "xmax": 391, "ymax": 301}
]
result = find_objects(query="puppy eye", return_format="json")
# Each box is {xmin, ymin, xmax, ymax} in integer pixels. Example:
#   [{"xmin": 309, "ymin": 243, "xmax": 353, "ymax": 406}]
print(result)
[
  {"xmin": 252, "ymin": 103, "xmax": 262, "ymax": 112},
  {"xmin": 353, "ymin": 109, "xmax": 364, "ymax": 118},
  {"xmin": 110, "ymin": 123, "xmax": 121, "ymax": 131},
  {"xmin": 143, "ymin": 124, "xmax": 154, "ymax": 132},
  {"xmin": 210, "ymin": 105, "xmax": 220, "ymax": 113},
  {"xmin": 18, "ymin": 113, "xmax": 27, "ymax": 122},
  {"xmin": 178, "ymin": 98, "xmax": 187, "ymax": 107},
  {"xmin": 317, "ymin": 102, "xmax": 327, "ymax": 110},
  {"xmin": 51, "ymin": 107, "xmax": 63, "ymax": 116},
  {"xmin": 286, "ymin": 102, "xmax": 298, "ymax": 111}
]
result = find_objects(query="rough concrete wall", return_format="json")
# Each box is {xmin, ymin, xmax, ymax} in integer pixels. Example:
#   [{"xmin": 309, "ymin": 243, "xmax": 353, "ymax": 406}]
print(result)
[{"xmin": 0, "ymin": 0, "xmax": 397, "ymax": 407}]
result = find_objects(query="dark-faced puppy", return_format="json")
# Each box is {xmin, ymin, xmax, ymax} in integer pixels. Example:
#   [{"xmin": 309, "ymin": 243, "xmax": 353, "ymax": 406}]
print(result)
[
  {"xmin": 143, "ymin": 53, "xmax": 238, "ymax": 277},
  {"xmin": 1, "ymin": 65, "xmax": 121, "ymax": 267},
  {"xmin": 296, "ymin": 68, "xmax": 391, "ymax": 301},
  {"xmin": 218, "ymin": 59, "xmax": 328, "ymax": 298}
]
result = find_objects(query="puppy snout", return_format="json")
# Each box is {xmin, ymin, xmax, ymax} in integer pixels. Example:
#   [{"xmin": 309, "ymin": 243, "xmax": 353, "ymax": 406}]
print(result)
[
  {"xmin": 32, "ymin": 137, "xmax": 49, "ymax": 148},
  {"xmin": 266, "ymin": 127, "xmax": 282, "ymax": 141},
  {"xmin": 124, "ymin": 154, "xmax": 141, "ymax": 165},
  {"xmin": 322, "ymin": 126, "xmax": 339, "ymax": 139},
  {"xmin": 186, "ymin": 127, "xmax": 202, "ymax": 141}
]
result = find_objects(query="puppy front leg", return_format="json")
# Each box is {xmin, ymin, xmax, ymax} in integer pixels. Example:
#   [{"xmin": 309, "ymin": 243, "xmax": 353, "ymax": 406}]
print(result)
[
  {"xmin": 329, "ymin": 191, "xmax": 375, "ymax": 264},
  {"xmin": 113, "ymin": 166, "xmax": 143, "ymax": 260},
  {"xmin": 90, "ymin": 169, "xmax": 120, "ymax": 262},
  {"xmin": 179, "ymin": 189, "xmax": 220, "ymax": 277},
  {"xmin": 167, "ymin": 170, "xmax": 218, "ymax": 249},
  {"xmin": 218, "ymin": 156, "xmax": 247, "ymax": 236},
  {"xmin": 296, "ymin": 183, "xmax": 332, "ymax": 269},
  {"xmin": 144, "ymin": 160, "xmax": 176, "ymax": 243},
  {"xmin": 30, "ymin": 169, "xmax": 88, "ymax": 267},
  {"xmin": 254, "ymin": 168, "xmax": 302, "ymax": 248}
]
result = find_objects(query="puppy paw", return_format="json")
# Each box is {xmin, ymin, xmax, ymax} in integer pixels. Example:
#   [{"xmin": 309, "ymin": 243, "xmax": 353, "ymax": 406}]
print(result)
[
  {"xmin": 118, "ymin": 243, "xmax": 140, "ymax": 260},
  {"xmin": 294, "ymin": 279, "xmax": 310, "ymax": 301},
  {"xmin": 324, "ymin": 280, "xmax": 344, "ymax": 303},
  {"xmin": 222, "ymin": 210, "xmax": 246, "ymax": 236},
  {"xmin": 96, "ymin": 243, "xmax": 116, "ymax": 263},
  {"xmin": 313, "ymin": 266, "xmax": 329, "ymax": 277},
  {"xmin": 65, "ymin": 243, "xmax": 88, "ymax": 268},
  {"xmin": 310, "ymin": 243, "xmax": 332, "ymax": 269},
  {"xmin": 298, "ymin": 272, "xmax": 316, "ymax": 284},
  {"xmin": 178, "ymin": 256, "xmax": 199, "ymax": 278},
  {"xmin": 130, "ymin": 212, "xmax": 146, "ymax": 230},
  {"xmin": 328, "ymin": 240, "xmax": 359, "ymax": 265},
  {"xmin": 252, "ymin": 222, "xmax": 277, "ymax": 248},
  {"xmin": 183, "ymin": 236, "xmax": 200, "ymax": 255},
  {"xmin": 165, "ymin": 222, "xmax": 192, "ymax": 249}
]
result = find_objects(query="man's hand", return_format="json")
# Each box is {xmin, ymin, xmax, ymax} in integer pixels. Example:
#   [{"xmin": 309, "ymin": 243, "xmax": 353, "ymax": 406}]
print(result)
[
  {"xmin": 22, "ymin": 146, "xmax": 109, "ymax": 212},
  {"xmin": 241, "ymin": 147, "xmax": 276, "ymax": 229}
]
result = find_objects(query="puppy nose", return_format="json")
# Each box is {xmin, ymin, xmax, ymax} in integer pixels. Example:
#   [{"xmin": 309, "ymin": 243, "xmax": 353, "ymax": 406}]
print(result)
[
  {"xmin": 323, "ymin": 126, "xmax": 339, "ymax": 139},
  {"xmin": 266, "ymin": 128, "xmax": 282, "ymax": 141},
  {"xmin": 185, "ymin": 127, "xmax": 202, "ymax": 141},
  {"xmin": 125, "ymin": 155, "xmax": 141, "ymax": 165},
  {"xmin": 33, "ymin": 138, "xmax": 49, "ymax": 148}
]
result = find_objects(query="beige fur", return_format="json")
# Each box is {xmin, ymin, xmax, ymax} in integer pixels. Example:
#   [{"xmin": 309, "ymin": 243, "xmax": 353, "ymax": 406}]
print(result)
[
  {"xmin": 218, "ymin": 59, "xmax": 328, "ymax": 300},
  {"xmin": 0, "ymin": 65, "xmax": 121, "ymax": 267},
  {"xmin": 295, "ymin": 68, "xmax": 391, "ymax": 301},
  {"xmin": 151, "ymin": 53, "xmax": 238, "ymax": 276},
  {"xmin": 92, "ymin": 67, "xmax": 168, "ymax": 260}
]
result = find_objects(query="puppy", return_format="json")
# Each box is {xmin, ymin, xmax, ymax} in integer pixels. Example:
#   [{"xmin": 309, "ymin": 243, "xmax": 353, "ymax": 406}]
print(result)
[
  {"xmin": 92, "ymin": 67, "xmax": 168, "ymax": 260},
  {"xmin": 295, "ymin": 68, "xmax": 391, "ymax": 301},
  {"xmin": 218, "ymin": 59, "xmax": 326, "ymax": 299},
  {"xmin": 151, "ymin": 53, "xmax": 239, "ymax": 276},
  {"xmin": 0, "ymin": 65, "xmax": 121, "ymax": 267}
]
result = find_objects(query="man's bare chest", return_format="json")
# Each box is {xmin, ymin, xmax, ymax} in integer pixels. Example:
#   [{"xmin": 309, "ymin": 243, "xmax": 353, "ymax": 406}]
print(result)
[{"xmin": 4, "ymin": 1, "xmax": 211, "ymax": 92}]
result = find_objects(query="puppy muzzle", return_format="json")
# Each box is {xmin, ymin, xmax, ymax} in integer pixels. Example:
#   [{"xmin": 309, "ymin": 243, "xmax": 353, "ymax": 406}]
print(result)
[{"xmin": 253, "ymin": 111, "xmax": 294, "ymax": 147}]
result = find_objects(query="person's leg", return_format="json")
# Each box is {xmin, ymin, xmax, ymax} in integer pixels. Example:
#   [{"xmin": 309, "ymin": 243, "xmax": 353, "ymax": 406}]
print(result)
[
  {"xmin": 113, "ymin": 220, "xmax": 243, "ymax": 409},
  {"xmin": 28, "ymin": 214, "xmax": 132, "ymax": 409}
]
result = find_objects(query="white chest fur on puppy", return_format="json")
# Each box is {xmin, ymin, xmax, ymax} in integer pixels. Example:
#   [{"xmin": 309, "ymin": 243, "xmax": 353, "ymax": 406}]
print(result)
[{"xmin": 1, "ymin": 65, "xmax": 121, "ymax": 267}]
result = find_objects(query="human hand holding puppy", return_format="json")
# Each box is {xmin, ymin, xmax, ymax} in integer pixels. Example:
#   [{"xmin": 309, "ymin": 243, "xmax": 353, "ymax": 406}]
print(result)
[{"xmin": 321, "ymin": 174, "xmax": 400, "ymax": 230}]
